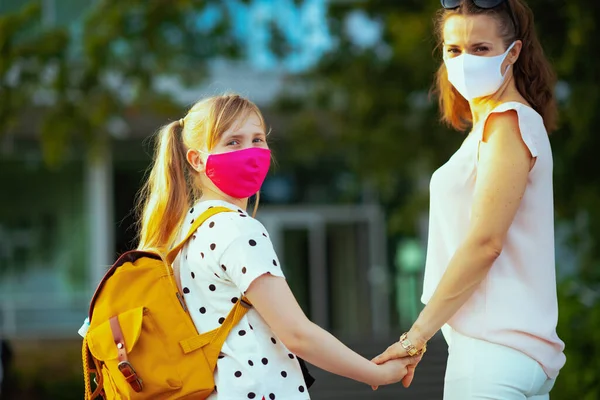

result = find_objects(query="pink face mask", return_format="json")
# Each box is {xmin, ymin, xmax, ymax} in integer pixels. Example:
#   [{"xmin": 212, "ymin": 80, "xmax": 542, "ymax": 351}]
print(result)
[{"xmin": 204, "ymin": 147, "xmax": 271, "ymax": 199}]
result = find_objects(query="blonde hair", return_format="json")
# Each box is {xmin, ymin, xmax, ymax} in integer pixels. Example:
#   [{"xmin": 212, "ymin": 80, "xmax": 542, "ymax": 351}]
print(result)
[{"xmin": 136, "ymin": 94, "xmax": 266, "ymax": 254}]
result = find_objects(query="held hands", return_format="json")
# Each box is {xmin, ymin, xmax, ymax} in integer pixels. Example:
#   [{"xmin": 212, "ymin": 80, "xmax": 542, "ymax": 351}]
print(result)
[
  {"xmin": 371, "ymin": 354, "xmax": 423, "ymax": 387},
  {"xmin": 371, "ymin": 331, "xmax": 428, "ymax": 390}
]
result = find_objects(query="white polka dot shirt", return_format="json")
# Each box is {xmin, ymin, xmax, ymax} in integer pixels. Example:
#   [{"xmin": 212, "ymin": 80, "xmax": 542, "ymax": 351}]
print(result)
[{"xmin": 176, "ymin": 200, "xmax": 310, "ymax": 400}]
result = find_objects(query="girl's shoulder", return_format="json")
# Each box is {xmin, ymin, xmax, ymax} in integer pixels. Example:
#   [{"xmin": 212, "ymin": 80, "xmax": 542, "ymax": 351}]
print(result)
[{"xmin": 185, "ymin": 201, "xmax": 270, "ymax": 245}]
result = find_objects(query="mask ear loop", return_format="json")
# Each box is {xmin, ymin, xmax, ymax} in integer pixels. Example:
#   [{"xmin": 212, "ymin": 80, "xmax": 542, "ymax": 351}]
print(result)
[{"xmin": 501, "ymin": 41, "xmax": 517, "ymax": 77}]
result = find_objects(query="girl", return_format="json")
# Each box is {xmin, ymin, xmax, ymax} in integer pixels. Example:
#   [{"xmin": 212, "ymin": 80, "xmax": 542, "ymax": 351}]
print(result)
[
  {"xmin": 136, "ymin": 94, "xmax": 420, "ymax": 399},
  {"xmin": 373, "ymin": 1, "xmax": 566, "ymax": 399}
]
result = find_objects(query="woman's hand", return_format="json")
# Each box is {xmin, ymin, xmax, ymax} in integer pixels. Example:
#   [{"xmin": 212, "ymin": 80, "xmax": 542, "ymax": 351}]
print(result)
[
  {"xmin": 371, "ymin": 330, "xmax": 427, "ymax": 390},
  {"xmin": 373, "ymin": 330, "xmax": 427, "ymax": 364}
]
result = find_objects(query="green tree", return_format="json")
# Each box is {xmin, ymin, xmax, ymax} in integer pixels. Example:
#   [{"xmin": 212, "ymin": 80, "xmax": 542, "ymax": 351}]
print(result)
[{"xmin": 0, "ymin": 0, "xmax": 241, "ymax": 166}]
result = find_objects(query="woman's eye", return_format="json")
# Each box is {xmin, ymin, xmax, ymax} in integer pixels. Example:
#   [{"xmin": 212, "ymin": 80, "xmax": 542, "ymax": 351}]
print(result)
[
  {"xmin": 475, "ymin": 46, "xmax": 489, "ymax": 53},
  {"xmin": 446, "ymin": 48, "xmax": 460, "ymax": 55}
]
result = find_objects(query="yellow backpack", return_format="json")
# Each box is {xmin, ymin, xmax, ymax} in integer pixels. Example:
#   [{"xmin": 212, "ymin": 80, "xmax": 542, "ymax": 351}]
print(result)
[{"xmin": 82, "ymin": 206, "xmax": 249, "ymax": 399}]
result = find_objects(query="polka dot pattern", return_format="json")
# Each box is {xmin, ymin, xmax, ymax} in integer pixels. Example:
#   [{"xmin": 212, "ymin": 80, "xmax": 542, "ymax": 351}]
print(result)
[{"xmin": 178, "ymin": 201, "xmax": 300, "ymax": 399}]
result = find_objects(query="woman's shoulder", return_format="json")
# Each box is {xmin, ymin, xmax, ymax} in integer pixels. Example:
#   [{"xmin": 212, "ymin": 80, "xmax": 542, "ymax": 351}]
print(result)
[
  {"xmin": 488, "ymin": 102, "xmax": 545, "ymax": 131},
  {"xmin": 482, "ymin": 101, "xmax": 547, "ymax": 158}
]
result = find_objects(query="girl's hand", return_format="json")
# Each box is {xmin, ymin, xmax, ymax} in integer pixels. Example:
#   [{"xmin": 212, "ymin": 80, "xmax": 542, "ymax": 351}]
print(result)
[{"xmin": 370, "ymin": 355, "xmax": 422, "ymax": 387}]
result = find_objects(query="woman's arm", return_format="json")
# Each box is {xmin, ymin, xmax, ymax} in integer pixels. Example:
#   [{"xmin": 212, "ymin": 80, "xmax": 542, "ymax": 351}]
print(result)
[
  {"xmin": 245, "ymin": 273, "xmax": 421, "ymax": 387},
  {"xmin": 375, "ymin": 110, "xmax": 533, "ymax": 363}
]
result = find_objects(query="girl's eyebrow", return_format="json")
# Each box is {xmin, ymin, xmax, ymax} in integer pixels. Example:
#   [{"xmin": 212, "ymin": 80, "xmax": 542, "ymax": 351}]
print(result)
[{"xmin": 221, "ymin": 133, "xmax": 244, "ymax": 142}]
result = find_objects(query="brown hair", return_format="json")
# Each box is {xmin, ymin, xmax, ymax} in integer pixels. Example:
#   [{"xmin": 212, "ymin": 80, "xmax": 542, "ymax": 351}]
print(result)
[
  {"xmin": 136, "ymin": 94, "xmax": 265, "ymax": 254},
  {"xmin": 433, "ymin": 0, "xmax": 558, "ymax": 132}
]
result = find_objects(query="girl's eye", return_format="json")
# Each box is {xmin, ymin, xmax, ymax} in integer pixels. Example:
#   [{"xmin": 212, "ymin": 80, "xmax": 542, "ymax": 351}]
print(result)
[
  {"xmin": 226, "ymin": 140, "xmax": 239, "ymax": 146},
  {"xmin": 253, "ymin": 137, "xmax": 265, "ymax": 143}
]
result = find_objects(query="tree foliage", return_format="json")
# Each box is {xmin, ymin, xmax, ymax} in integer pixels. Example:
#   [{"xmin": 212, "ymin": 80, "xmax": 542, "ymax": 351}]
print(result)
[
  {"xmin": 274, "ymin": 0, "xmax": 600, "ymax": 275},
  {"xmin": 0, "ymin": 0, "xmax": 240, "ymax": 165}
]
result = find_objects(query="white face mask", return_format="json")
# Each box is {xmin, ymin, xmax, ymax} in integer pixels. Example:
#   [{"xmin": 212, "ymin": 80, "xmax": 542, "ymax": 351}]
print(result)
[{"xmin": 444, "ymin": 42, "xmax": 516, "ymax": 101}]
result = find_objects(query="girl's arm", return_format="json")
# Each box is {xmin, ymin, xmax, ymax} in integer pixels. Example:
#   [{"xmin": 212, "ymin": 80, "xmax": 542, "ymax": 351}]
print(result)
[{"xmin": 245, "ymin": 274, "xmax": 421, "ymax": 387}]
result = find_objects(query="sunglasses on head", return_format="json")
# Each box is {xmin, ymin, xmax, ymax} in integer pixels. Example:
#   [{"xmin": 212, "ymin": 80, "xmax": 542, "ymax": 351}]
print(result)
[
  {"xmin": 441, "ymin": 0, "xmax": 518, "ymax": 34},
  {"xmin": 441, "ymin": 0, "xmax": 506, "ymax": 8}
]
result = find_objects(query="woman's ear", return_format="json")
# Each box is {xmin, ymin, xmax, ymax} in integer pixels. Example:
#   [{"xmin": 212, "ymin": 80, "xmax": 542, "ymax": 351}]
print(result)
[
  {"xmin": 508, "ymin": 40, "xmax": 522, "ymax": 64},
  {"xmin": 187, "ymin": 149, "xmax": 205, "ymax": 173}
]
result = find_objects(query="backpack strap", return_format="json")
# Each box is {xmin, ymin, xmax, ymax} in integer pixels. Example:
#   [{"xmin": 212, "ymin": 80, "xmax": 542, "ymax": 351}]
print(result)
[
  {"xmin": 180, "ymin": 297, "xmax": 252, "ymax": 369},
  {"xmin": 169, "ymin": 205, "xmax": 251, "ymax": 369},
  {"xmin": 83, "ymin": 335, "xmax": 105, "ymax": 400},
  {"xmin": 166, "ymin": 206, "xmax": 233, "ymax": 265}
]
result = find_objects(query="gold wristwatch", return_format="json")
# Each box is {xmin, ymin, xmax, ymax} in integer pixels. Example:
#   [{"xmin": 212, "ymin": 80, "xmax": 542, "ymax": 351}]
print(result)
[{"xmin": 399, "ymin": 332, "xmax": 427, "ymax": 356}]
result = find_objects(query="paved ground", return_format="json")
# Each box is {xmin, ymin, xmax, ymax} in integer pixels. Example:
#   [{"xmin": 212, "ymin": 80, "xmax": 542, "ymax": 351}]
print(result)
[{"xmin": 307, "ymin": 335, "xmax": 448, "ymax": 400}]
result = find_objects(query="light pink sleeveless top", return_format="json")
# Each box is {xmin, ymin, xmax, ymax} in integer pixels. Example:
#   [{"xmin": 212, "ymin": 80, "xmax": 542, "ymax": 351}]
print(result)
[{"xmin": 421, "ymin": 102, "xmax": 566, "ymax": 379}]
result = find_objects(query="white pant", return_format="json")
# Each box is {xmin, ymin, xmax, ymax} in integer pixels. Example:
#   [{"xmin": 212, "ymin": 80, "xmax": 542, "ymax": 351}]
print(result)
[{"xmin": 441, "ymin": 325, "xmax": 556, "ymax": 400}]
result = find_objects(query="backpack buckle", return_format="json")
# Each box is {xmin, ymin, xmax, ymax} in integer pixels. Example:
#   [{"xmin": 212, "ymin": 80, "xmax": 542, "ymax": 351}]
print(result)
[
  {"xmin": 118, "ymin": 361, "xmax": 143, "ymax": 392},
  {"xmin": 240, "ymin": 298, "xmax": 252, "ymax": 308}
]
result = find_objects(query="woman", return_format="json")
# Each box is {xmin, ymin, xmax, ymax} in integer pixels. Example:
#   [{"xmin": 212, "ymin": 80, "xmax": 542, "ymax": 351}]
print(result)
[
  {"xmin": 136, "ymin": 94, "xmax": 420, "ymax": 399},
  {"xmin": 373, "ymin": 0, "xmax": 566, "ymax": 399}
]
